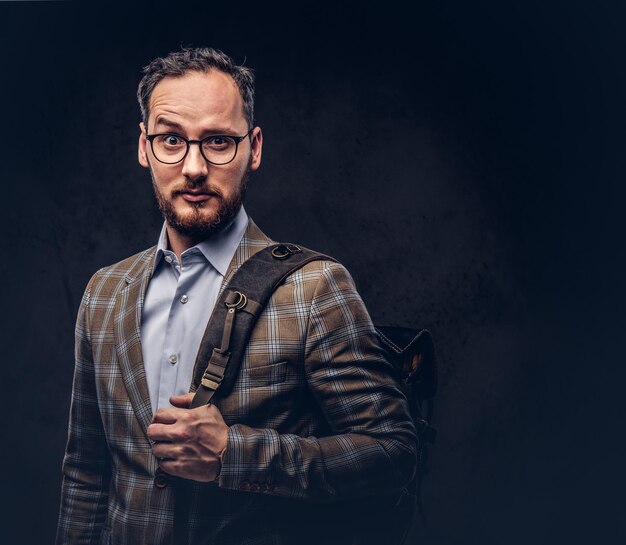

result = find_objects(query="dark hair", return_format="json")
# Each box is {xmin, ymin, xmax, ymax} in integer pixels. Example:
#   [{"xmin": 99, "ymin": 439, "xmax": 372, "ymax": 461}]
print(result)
[{"xmin": 137, "ymin": 47, "xmax": 255, "ymax": 128}]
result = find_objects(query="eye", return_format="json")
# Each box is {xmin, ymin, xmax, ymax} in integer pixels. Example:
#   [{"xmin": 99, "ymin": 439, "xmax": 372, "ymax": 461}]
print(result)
[
  {"xmin": 163, "ymin": 134, "xmax": 183, "ymax": 147},
  {"xmin": 203, "ymin": 135, "xmax": 235, "ymax": 151}
]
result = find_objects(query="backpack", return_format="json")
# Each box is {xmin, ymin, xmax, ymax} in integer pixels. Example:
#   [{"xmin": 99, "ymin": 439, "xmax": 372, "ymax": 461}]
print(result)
[{"xmin": 188, "ymin": 243, "xmax": 438, "ymax": 544}]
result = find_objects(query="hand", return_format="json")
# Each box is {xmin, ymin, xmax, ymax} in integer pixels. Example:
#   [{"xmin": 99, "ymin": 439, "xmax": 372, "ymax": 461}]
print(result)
[{"xmin": 147, "ymin": 392, "xmax": 228, "ymax": 482}]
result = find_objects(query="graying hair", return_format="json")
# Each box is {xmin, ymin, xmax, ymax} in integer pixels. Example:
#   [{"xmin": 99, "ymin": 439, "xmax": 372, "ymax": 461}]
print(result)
[{"xmin": 137, "ymin": 47, "xmax": 255, "ymax": 129}]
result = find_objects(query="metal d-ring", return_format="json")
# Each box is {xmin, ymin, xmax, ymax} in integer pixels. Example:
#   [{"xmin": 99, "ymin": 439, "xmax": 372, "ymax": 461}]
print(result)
[
  {"xmin": 271, "ymin": 244, "xmax": 302, "ymax": 260},
  {"xmin": 225, "ymin": 291, "xmax": 247, "ymax": 310}
]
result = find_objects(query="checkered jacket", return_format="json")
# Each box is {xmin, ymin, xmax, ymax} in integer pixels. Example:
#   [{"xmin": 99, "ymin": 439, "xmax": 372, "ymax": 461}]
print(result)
[{"xmin": 56, "ymin": 220, "xmax": 417, "ymax": 545}]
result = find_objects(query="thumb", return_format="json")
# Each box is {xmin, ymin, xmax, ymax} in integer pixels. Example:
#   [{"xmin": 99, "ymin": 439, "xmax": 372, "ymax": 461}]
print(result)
[{"xmin": 169, "ymin": 392, "xmax": 195, "ymax": 408}]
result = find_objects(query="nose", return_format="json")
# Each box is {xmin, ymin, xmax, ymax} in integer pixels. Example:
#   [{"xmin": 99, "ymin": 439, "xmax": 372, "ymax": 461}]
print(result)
[{"xmin": 181, "ymin": 142, "xmax": 209, "ymax": 181}]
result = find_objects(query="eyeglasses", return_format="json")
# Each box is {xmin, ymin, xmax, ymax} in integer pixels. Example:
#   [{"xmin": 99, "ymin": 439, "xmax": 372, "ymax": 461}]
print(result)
[{"xmin": 145, "ymin": 129, "xmax": 254, "ymax": 165}]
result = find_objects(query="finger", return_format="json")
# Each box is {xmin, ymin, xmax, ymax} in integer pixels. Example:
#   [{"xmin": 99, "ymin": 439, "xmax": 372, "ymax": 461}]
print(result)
[
  {"xmin": 158, "ymin": 458, "xmax": 182, "ymax": 477},
  {"xmin": 170, "ymin": 392, "xmax": 195, "ymax": 409},
  {"xmin": 147, "ymin": 422, "xmax": 184, "ymax": 442},
  {"xmin": 152, "ymin": 406, "xmax": 185, "ymax": 424},
  {"xmin": 152, "ymin": 441, "xmax": 180, "ymax": 460},
  {"xmin": 152, "ymin": 410, "xmax": 177, "ymax": 425}
]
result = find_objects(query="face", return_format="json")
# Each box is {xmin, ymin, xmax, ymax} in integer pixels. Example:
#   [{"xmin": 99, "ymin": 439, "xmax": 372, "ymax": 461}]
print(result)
[{"xmin": 138, "ymin": 70, "xmax": 262, "ymax": 241}]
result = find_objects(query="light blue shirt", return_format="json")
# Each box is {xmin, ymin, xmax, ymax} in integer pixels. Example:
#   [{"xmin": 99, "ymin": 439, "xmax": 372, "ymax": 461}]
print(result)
[{"xmin": 141, "ymin": 207, "xmax": 248, "ymax": 414}]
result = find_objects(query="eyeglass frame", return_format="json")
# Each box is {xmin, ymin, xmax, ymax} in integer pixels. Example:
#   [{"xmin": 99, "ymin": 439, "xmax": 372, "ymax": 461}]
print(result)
[{"xmin": 145, "ymin": 128, "xmax": 255, "ymax": 165}]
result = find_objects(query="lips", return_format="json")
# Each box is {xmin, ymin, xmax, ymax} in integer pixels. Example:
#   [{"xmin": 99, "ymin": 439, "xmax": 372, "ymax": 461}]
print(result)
[
  {"xmin": 180, "ymin": 192, "xmax": 212, "ymax": 203},
  {"xmin": 174, "ymin": 189, "xmax": 221, "ymax": 203}
]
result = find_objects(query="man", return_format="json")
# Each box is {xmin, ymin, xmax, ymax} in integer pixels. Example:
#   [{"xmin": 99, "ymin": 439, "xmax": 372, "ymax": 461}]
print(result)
[{"xmin": 56, "ymin": 47, "xmax": 417, "ymax": 545}]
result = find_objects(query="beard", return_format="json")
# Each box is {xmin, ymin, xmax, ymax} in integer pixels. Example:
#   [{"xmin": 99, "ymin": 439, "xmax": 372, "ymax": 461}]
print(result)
[{"xmin": 150, "ymin": 169, "xmax": 250, "ymax": 239}]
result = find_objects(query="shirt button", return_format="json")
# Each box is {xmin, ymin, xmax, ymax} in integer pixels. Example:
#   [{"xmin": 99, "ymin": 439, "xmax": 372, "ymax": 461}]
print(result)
[
  {"xmin": 164, "ymin": 255, "xmax": 173, "ymax": 263},
  {"xmin": 180, "ymin": 294, "xmax": 189, "ymax": 304},
  {"xmin": 169, "ymin": 354, "xmax": 178, "ymax": 364}
]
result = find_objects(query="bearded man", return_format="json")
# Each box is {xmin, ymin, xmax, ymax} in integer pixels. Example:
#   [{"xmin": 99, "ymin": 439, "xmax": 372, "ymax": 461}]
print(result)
[{"xmin": 56, "ymin": 47, "xmax": 417, "ymax": 545}]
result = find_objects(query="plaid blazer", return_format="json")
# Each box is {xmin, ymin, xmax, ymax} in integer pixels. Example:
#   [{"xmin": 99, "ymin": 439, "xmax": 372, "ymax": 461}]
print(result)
[{"xmin": 56, "ymin": 220, "xmax": 417, "ymax": 545}]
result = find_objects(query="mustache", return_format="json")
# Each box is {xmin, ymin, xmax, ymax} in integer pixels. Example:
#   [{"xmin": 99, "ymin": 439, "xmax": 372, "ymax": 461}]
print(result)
[{"xmin": 171, "ymin": 184, "xmax": 224, "ymax": 199}]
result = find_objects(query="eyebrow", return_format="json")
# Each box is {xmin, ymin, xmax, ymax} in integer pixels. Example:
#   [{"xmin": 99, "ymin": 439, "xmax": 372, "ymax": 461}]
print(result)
[
  {"xmin": 153, "ymin": 117, "xmax": 239, "ymax": 136},
  {"xmin": 153, "ymin": 118, "xmax": 186, "ymax": 132}
]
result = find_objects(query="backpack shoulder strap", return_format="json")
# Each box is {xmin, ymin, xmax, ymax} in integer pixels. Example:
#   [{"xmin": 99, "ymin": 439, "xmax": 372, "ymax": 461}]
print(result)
[{"xmin": 190, "ymin": 243, "xmax": 335, "ymax": 408}]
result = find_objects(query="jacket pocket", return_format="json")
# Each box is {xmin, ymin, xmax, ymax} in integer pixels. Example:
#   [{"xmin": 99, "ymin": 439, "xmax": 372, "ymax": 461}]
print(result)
[{"xmin": 244, "ymin": 361, "xmax": 288, "ymax": 387}]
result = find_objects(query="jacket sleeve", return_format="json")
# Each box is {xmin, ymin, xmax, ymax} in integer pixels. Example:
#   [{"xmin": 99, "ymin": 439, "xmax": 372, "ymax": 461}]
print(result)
[
  {"xmin": 218, "ymin": 261, "xmax": 417, "ymax": 500},
  {"xmin": 56, "ymin": 275, "xmax": 111, "ymax": 545}
]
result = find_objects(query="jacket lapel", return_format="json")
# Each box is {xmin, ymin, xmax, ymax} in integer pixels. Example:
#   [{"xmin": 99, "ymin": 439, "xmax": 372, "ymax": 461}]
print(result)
[{"xmin": 114, "ymin": 248, "xmax": 155, "ymax": 435}]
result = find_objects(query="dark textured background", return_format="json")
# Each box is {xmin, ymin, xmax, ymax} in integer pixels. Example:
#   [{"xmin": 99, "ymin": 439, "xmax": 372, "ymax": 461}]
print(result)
[{"xmin": 1, "ymin": 1, "xmax": 624, "ymax": 544}]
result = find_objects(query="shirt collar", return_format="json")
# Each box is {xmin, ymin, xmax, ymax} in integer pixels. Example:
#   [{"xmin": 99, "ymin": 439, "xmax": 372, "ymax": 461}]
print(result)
[{"xmin": 153, "ymin": 206, "xmax": 249, "ymax": 276}]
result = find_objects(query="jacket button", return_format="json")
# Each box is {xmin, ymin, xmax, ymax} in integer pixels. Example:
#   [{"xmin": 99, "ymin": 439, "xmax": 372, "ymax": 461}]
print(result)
[
  {"xmin": 239, "ymin": 480, "xmax": 251, "ymax": 491},
  {"xmin": 154, "ymin": 468, "xmax": 168, "ymax": 489},
  {"xmin": 250, "ymin": 483, "xmax": 260, "ymax": 492}
]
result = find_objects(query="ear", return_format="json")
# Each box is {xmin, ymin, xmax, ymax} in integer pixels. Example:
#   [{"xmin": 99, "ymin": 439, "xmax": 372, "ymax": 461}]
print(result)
[
  {"xmin": 138, "ymin": 122, "xmax": 149, "ymax": 168},
  {"xmin": 249, "ymin": 127, "xmax": 263, "ymax": 171}
]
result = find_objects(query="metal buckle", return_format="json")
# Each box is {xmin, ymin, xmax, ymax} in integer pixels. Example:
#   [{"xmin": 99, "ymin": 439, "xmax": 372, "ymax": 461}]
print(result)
[
  {"xmin": 271, "ymin": 244, "xmax": 302, "ymax": 260},
  {"xmin": 225, "ymin": 291, "xmax": 247, "ymax": 310}
]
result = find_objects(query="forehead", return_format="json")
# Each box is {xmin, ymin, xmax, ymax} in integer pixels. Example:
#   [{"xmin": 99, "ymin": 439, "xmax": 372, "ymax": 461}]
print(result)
[{"xmin": 148, "ymin": 70, "xmax": 245, "ymax": 130}]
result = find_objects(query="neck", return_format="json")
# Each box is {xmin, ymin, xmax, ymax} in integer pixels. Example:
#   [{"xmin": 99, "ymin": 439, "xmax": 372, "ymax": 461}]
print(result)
[{"xmin": 165, "ymin": 227, "xmax": 205, "ymax": 262}]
